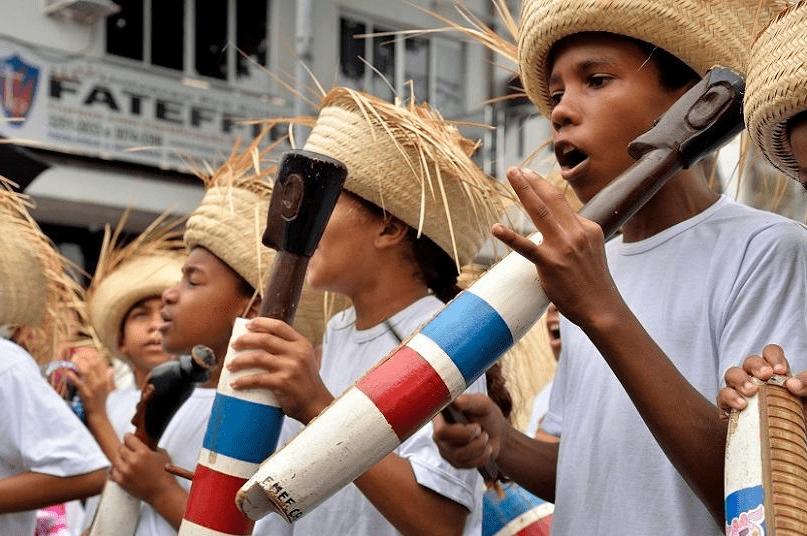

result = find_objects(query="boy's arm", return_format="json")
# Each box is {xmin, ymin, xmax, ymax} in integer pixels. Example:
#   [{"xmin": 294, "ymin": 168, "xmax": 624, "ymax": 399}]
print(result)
[
  {"xmin": 493, "ymin": 168, "xmax": 727, "ymax": 524},
  {"xmin": 0, "ymin": 468, "xmax": 107, "ymax": 513},
  {"xmin": 112, "ymin": 433, "xmax": 188, "ymax": 530},
  {"xmin": 351, "ymin": 453, "xmax": 469, "ymax": 536},
  {"xmin": 68, "ymin": 352, "xmax": 121, "ymax": 464}
]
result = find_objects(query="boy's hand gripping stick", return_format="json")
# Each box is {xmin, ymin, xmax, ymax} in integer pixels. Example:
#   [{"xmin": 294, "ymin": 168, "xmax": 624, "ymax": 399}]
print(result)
[
  {"xmin": 178, "ymin": 149, "xmax": 347, "ymax": 536},
  {"xmin": 235, "ymin": 67, "xmax": 746, "ymax": 523},
  {"xmin": 87, "ymin": 346, "xmax": 216, "ymax": 536},
  {"xmin": 724, "ymin": 378, "xmax": 807, "ymax": 535}
]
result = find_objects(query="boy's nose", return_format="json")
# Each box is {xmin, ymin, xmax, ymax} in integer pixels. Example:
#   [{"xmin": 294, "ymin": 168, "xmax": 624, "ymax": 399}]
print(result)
[{"xmin": 550, "ymin": 95, "xmax": 580, "ymax": 132}]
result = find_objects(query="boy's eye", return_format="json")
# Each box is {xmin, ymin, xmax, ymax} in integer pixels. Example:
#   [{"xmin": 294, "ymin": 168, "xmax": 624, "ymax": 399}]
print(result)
[
  {"xmin": 549, "ymin": 90, "xmax": 563, "ymax": 107},
  {"xmin": 588, "ymin": 74, "xmax": 612, "ymax": 88}
]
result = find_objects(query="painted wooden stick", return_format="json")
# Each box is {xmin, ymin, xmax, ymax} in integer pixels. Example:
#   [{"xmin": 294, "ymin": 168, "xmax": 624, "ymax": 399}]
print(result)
[
  {"xmin": 235, "ymin": 66, "xmax": 746, "ymax": 523},
  {"xmin": 87, "ymin": 345, "xmax": 216, "ymax": 536},
  {"xmin": 482, "ymin": 482, "xmax": 553, "ymax": 536},
  {"xmin": 724, "ymin": 376, "xmax": 807, "ymax": 535},
  {"xmin": 178, "ymin": 149, "xmax": 346, "ymax": 536}
]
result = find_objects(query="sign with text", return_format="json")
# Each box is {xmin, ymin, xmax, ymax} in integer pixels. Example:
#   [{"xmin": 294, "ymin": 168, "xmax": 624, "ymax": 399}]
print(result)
[{"xmin": 0, "ymin": 38, "xmax": 287, "ymax": 172}]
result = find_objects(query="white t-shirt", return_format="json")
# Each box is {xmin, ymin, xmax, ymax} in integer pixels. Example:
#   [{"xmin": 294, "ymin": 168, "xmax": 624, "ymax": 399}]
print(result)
[
  {"xmin": 80, "ymin": 385, "xmax": 141, "ymax": 531},
  {"xmin": 254, "ymin": 295, "xmax": 485, "ymax": 536},
  {"xmin": 542, "ymin": 197, "xmax": 807, "ymax": 535},
  {"xmin": 0, "ymin": 339, "xmax": 109, "ymax": 536}
]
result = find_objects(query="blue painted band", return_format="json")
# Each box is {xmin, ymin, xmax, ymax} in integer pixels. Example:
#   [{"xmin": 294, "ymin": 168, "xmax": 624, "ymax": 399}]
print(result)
[
  {"xmin": 421, "ymin": 291, "xmax": 513, "ymax": 384},
  {"xmin": 725, "ymin": 485, "xmax": 764, "ymax": 522},
  {"xmin": 203, "ymin": 392, "xmax": 284, "ymax": 464},
  {"xmin": 483, "ymin": 484, "xmax": 548, "ymax": 536}
]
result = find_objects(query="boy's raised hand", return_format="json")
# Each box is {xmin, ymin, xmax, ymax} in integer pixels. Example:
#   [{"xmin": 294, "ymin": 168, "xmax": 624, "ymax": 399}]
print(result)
[
  {"xmin": 718, "ymin": 344, "xmax": 807, "ymax": 418},
  {"xmin": 492, "ymin": 167, "xmax": 622, "ymax": 329},
  {"xmin": 227, "ymin": 317, "xmax": 332, "ymax": 425}
]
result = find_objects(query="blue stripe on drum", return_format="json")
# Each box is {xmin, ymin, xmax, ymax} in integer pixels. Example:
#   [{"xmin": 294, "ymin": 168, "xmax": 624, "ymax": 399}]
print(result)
[
  {"xmin": 203, "ymin": 393, "xmax": 284, "ymax": 464},
  {"xmin": 421, "ymin": 292, "xmax": 513, "ymax": 383},
  {"xmin": 724, "ymin": 485, "xmax": 764, "ymax": 523}
]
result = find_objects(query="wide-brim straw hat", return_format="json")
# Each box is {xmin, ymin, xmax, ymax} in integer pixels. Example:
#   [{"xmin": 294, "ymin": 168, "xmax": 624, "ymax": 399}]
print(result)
[
  {"xmin": 87, "ymin": 212, "xmax": 186, "ymax": 359},
  {"xmin": 744, "ymin": 0, "xmax": 807, "ymax": 181},
  {"xmin": 518, "ymin": 0, "xmax": 789, "ymax": 117},
  {"xmin": 303, "ymin": 87, "xmax": 513, "ymax": 268},
  {"xmin": 0, "ymin": 179, "xmax": 87, "ymax": 363},
  {"xmin": 184, "ymin": 127, "xmax": 336, "ymax": 345}
]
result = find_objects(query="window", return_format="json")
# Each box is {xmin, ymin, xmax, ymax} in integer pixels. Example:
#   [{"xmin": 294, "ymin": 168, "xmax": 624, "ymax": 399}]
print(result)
[
  {"xmin": 106, "ymin": 0, "xmax": 270, "ymax": 91},
  {"xmin": 338, "ymin": 15, "xmax": 465, "ymax": 118}
]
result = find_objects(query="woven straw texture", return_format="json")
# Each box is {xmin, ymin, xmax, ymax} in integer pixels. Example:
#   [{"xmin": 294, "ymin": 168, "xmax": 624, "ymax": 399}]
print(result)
[
  {"xmin": 0, "ymin": 180, "xmax": 87, "ymax": 363},
  {"xmin": 518, "ymin": 0, "xmax": 789, "ymax": 117},
  {"xmin": 304, "ymin": 87, "xmax": 511, "ymax": 267},
  {"xmin": 745, "ymin": 0, "xmax": 807, "ymax": 180},
  {"xmin": 89, "ymin": 255, "xmax": 184, "ymax": 358},
  {"xmin": 185, "ymin": 131, "xmax": 335, "ymax": 345}
]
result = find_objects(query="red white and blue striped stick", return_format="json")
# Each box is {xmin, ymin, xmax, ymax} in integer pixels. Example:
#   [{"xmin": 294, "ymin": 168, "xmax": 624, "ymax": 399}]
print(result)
[
  {"xmin": 178, "ymin": 150, "xmax": 346, "ymax": 536},
  {"xmin": 235, "ymin": 67, "xmax": 746, "ymax": 523}
]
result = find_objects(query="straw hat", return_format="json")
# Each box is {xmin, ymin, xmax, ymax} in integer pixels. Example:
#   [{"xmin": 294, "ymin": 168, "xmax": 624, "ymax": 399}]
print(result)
[
  {"xmin": 303, "ymin": 87, "xmax": 513, "ymax": 268},
  {"xmin": 744, "ymin": 0, "xmax": 807, "ymax": 181},
  {"xmin": 0, "ymin": 179, "xmax": 88, "ymax": 363},
  {"xmin": 86, "ymin": 212, "xmax": 186, "ymax": 359},
  {"xmin": 518, "ymin": 0, "xmax": 789, "ymax": 117},
  {"xmin": 185, "ymin": 127, "xmax": 337, "ymax": 345}
]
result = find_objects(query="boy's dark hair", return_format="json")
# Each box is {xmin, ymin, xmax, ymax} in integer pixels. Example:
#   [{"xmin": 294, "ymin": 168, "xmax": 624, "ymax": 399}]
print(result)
[
  {"xmin": 352, "ymin": 191, "xmax": 513, "ymax": 420},
  {"xmin": 632, "ymin": 38, "xmax": 700, "ymax": 92},
  {"xmin": 787, "ymin": 111, "xmax": 807, "ymax": 192}
]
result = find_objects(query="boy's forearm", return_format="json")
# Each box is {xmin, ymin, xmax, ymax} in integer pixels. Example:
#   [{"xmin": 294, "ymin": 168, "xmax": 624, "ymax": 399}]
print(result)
[
  {"xmin": 0, "ymin": 469, "xmax": 107, "ymax": 512},
  {"xmin": 85, "ymin": 412, "xmax": 124, "ymax": 465},
  {"xmin": 582, "ymin": 301, "xmax": 727, "ymax": 524},
  {"xmin": 147, "ymin": 481, "xmax": 189, "ymax": 531},
  {"xmin": 496, "ymin": 425, "xmax": 558, "ymax": 503}
]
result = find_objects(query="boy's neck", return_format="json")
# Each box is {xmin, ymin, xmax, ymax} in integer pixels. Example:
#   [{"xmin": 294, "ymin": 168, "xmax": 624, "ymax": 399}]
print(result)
[
  {"xmin": 619, "ymin": 166, "xmax": 719, "ymax": 242},
  {"xmin": 351, "ymin": 278, "xmax": 431, "ymax": 331}
]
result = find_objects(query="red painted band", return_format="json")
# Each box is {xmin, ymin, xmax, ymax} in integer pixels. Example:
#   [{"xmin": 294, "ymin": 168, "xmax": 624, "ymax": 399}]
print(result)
[
  {"xmin": 357, "ymin": 346, "xmax": 451, "ymax": 440},
  {"xmin": 183, "ymin": 464, "xmax": 254, "ymax": 535}
]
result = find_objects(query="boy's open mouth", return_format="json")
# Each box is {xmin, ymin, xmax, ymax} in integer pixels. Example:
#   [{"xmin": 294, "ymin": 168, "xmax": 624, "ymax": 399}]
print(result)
[{"xmin": 556, "ymin": 142, "xmax": 589, "ymax": 171}]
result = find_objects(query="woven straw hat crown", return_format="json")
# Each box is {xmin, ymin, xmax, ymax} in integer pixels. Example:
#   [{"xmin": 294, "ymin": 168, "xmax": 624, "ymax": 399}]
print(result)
[
  {"xmin": 518, "ymin": 0, "xmax": 789, "ymax": 117},
  {"xmin": 303, "ymin": 87, "xmax": 510, "ymax": 267},
  {"xmin": 744, "ymin": 0, "xmax": 807, "ymax": 181},
  {"xmin": 86, "ymin": 214, "xmax": 186, "ymax": 359},
  {"xmin": 184, "ymin": 128, "xmax": 334, "ymax": 345}
]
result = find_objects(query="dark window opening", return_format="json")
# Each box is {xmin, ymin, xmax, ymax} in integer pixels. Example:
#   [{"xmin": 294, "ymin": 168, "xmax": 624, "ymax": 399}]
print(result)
[
  {"xmin": 152, "ymin": 1, "xmax": 184, "ymax": 70},
  {"xmin": 106, "ymin": 0, "xmax": 144, "ymax": 61}
]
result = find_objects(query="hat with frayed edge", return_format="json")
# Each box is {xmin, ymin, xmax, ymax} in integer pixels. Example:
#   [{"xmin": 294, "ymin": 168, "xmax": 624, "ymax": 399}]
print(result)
[
  {"xmin": 86, "ymin": 211, "xmax": 186, "ymax": 359},
  {"xmin": 303, "ymin": 87, "xmax": 513, "ymax": 268},
  {"xmin": 0, "ymin": 179, "xmax": 90, "ymax": 364},
  {"xmin": 744, "ymin": 0, "xmax": 807, "ymax": 181},
  {"xmin": 184, "ymin": 127, "xmax": 336, "ymax": 345},
  {"xmin": 518, "ymin": 0, "xmax": 789, "ymax": 117}
]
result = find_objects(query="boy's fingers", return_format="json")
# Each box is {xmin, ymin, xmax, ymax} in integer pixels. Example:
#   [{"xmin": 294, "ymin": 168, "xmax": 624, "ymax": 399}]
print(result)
[
  {"xmin": 723, "ymin": 366, "xmax": 758, "ymax": 396},
  {"xmin": 740, "ymin": 355, "xmax": 774, "ymax": 381},
  {"xmin": 760, "ymin": 343, "xmax": 789, "ymax": 375},
  {"xmin": 507, "ymin": 168, "xmax": 564, "ymax": 236},
  {"xmin": 785, "ymin": 375, "xmax": 807, "ymax": 398},
  {"xmin": 492, "ymin": 223, "xmax": 543, "ymax": 263},
  {"xmin": 717, "ymin": 386, "xmax": 748, "ymax": 415}
]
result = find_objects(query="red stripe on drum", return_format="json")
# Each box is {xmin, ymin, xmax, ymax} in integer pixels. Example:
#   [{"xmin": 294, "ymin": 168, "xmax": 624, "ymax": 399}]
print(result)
[
  {"xmin": 184, "ymin": 464, "xmax": 254, "ymax": 535},
  {"xmin": 357, "ymin": 345, "xmax": 451, "ymax": 440}
]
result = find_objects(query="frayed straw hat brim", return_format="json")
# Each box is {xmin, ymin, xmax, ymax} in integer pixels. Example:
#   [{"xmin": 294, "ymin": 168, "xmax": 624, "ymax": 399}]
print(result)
[
  {"xmin": 0, "ymin": 180, "xmax": 87, "ymax": 363},
  {"xmin": 303, "ymin": 87, "xmax": 512, "ymax": 267},
  {"xmin": 744, "ymin": 0, "xmax": 807, "ymax": 181},
  {"xmin": 518, "ymin": 0, "xmax": 789, "ymax": 117}
]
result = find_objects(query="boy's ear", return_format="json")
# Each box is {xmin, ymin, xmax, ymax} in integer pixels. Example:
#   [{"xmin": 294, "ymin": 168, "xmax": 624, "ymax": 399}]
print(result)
[
  {"xmin": 242, "ymin": 296, "xmax": 261, "ymax": 319},
  {"xmin": 375, "ymin": 216, "xmax": 408, "ymax": 249}
]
